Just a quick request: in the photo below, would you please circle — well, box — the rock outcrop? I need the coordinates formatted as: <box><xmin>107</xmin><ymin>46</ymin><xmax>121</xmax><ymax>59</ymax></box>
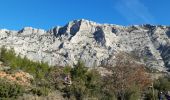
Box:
<box><xmin>0</xmin><ymin>19</ymin><xmax>170</xmax><ymax>71</ymax></box>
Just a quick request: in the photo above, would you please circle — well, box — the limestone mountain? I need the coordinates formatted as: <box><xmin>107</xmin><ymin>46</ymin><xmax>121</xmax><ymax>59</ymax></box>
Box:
<box><xmin>0</xmin><ymin>19</ymin><xmax>170</xmax><ymax>71</ymax></box>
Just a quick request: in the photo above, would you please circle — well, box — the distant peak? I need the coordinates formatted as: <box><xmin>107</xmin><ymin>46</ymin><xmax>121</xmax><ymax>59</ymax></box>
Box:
<box><xmin>68</xmin><ymin>19</ymin><xmax>98</xmax><ymax>25</ymax></box>
<box><xmin>73</xmin><ymin>19</ymin><xmax>91</xmax><ymax>22</ymax></box>
<box><xmin>23</xmin><ymin>27</ymin><xmax>33</xmax><ymax>30</ymax></box>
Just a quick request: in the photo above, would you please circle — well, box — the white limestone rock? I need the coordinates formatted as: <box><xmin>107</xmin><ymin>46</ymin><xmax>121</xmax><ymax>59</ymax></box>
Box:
<box><xmin>0</xmin><ymin>19</ymin><xmax>170</xmax><ymax>71</ymax></box>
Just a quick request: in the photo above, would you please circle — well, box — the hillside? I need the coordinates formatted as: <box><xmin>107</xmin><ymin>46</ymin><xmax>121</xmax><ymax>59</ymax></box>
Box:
<box><xmin>0</xmin><ymin>19</ymin><xmax>170</xmax><ymax>71</ymax></box>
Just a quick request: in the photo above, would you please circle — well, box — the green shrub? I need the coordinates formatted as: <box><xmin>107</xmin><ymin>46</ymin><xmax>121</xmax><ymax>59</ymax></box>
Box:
<box><xmin>47</xmin><ymin>62</ymin><xmax>102</xmax><ymax>100</ymax></box>
<box><xmin>145</xmin><ymin>89</ymin><xmax>159</xmax><ymax>100</ymax></box>
<box><xmin>70</xmin><ymin>61</ymin><xmax>88</xmax><ymax>100</ymax></box>
<box><xmin>71</xmin><ymin>61</ymin><xmax>88</xmax><ymax>80</ymax></box>
<box><xmin>85</xmin><ymin>69</ymin><xmax>102</xmax><ymax>98</ymax></box>
<box><xmin>63</xmin><ymin>66</ymin><xmax>72</xmax><ymax>74</ymax></box>
<box><xmin>63</xmin><ymin>61</ymin><xmax>102</xmax><ymax>100</ymax></box>
<box><xmin>154</xmin><ymin>77</ymin><xmax>170</xmax><ymax>91</ymax></box>
<box><xmin>0</xmin><ymin>79</ymin><xmax>25</xmax><ymax>99</ymax></box>
<box><xmin>30</xmin><ymin>86</ymin><xmax>50</xmax><ymax>96</ymax></box>
<box><xmin>124</xmin><ymin>85</ymin><xmax>141</xmax><ymax>100</ymax></box>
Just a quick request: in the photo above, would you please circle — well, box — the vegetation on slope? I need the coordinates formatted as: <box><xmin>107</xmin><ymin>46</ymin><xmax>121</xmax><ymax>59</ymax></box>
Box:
<box><xmin>0</xmin><ymin>47</ymin><xmax>170</xmax><ymax>100</ymax></box>
<box><xmin>0</xmin><ymin>47</ymin><xmax>50</xmax><ymax>79</ymax></box>
<box><xmin>0</xmin><ymin>79</ymin><xmax>24</xmax><ymax>99</ymax></box>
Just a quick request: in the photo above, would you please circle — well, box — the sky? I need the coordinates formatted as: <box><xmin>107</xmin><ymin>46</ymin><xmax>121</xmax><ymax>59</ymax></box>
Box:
<box><xmin>0</xmin><ymin>0</ymin><xmax>169</xmax><ymax>30</ymax></box>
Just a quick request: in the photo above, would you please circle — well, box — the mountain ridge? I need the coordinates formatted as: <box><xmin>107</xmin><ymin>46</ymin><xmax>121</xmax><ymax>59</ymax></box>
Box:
<box><xmin>0</xmin><ymin>19</ymin><xmax>170</xmax><ymax>71</ymax></box>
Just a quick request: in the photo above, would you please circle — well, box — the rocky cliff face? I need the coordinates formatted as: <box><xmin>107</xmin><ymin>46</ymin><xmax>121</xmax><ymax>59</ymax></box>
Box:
<box><xmin>0</xmin><ymin>19</ymin><xmax>170</xmax><ymax>71</ymax></box>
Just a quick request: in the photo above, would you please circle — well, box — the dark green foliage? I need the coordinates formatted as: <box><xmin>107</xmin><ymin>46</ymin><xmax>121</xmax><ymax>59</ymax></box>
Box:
<box><xmin>0</xmin><ymin>79</ymin><xmax>24</xmax><ymax>99</ymax></box>
<box><xmin>30</xmin><ymin>86</ymin><xmax>50</xmax><ymax>96</ymax></box>
<box><xmin>63</xmin><ymin>61</ymin><xmax>87</xmax><ymax>100</ymax></box>
<box><xmin>63</xmin><ymin>61</ymin><xmax>102</xmax><ymax>100</ymax></box>
<box><xmin>154</xmin><ymin>76</ymin><xmax>170</xmax><ymax>91</ymax></box>
<box><xmin>70</xmin><ymin>61</ymin><xmax>89</xmax><ymax>99</ymax></box>
<box><xmin>145</xmin><ymin>76</ymin><xmax>170</xmax><ymax>100</ymax></box>
<box><xmin>63</xmin><ymin>66</ymin><xmax>72</xmax><ymax>74</ymax></box>
<box><xmin>145</xmin><ymin>89</ymin><xmax>159</xmax><ymax>100</ymax></box>
<box><xmin>124</xmin><ymin>85</ymin><xmax>141</xmax><ymax>100</ymax></box>
<box><xmin>85</xmin><ymin>69</ymin><xmax>102</xmax><ymax>97</ymax></box>
<box><xmin>46</xmin><ymin>63</ymin><xmax>103</xmax><ymax>99</ymax></box>
<box><xmin>71</xmin><ymin>61</ymin><xmax>88</xmax><ymax>80</ymax></box>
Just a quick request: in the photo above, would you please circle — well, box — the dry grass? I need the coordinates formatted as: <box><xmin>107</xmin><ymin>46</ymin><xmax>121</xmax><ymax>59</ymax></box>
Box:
<box><xmin>18</xmin><ymin>91</ymin><xmax>64</xmax><ymax>100</ymax></box>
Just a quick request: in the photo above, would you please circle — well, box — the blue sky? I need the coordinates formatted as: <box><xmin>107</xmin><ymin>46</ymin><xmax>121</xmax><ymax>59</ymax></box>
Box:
<box><xmin>0</xmin><ymin>0</ymin><xmax>169</xmax><ymax>30</ymax></box>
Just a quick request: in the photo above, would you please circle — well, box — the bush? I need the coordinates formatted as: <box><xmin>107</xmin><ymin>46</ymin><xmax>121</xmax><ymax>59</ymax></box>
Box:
<box><xmin>145</xmin><ymin>89</ymin><xmax>160</xmax><ymax>100</ymax></box>
<box><xmin>70</xmin><ymin>61</ymin><xmax>89</xmax><ymax>100</ymax></box>
<box><xmin>154</xmin><ymin>77</ymin><xmax>170</xmax><ymax>91</ymax></box>
<box><xmin>46</xmin><ymin>67</ymin><xmax>65</xmax><ymax>90</ymax></box>
<box><xmin>0</xmin><ymin>79</ymin><xmax>25</xmax><ymax>99</ymax></box>
<box><xmin>30</xmin><ymin>86</ymin><xmax>50</xmax><ymax>96</ymax></box>
<box><xmin>85</xmin><ymin>69</ymin><xmax>102</xmax><ymax>98</ymax></box>
<box><xmin>124</xmin><ymin>85</ymin><xmax>141</xmax><ymax>100</ymax></box>
<box><xmin>64</xmin><ymin>61</ymin><xmax>102</xmax><ymax>100</ymax></box>
<box><xmin>46</xmin><ymin>62</ymin><xmax>103</xmax><ymax>100</ymax></box>
<box><xmin>102</xmin><ymin>52</ymin><xmax>152</xmax><ymax>100</ymax></box>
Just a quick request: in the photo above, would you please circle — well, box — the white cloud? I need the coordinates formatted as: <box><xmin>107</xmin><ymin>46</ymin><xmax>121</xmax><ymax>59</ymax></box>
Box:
<box><xmin>115</xmin><ymin>0</ymin><xmax>155</xmax><ymax>24</ymax></box>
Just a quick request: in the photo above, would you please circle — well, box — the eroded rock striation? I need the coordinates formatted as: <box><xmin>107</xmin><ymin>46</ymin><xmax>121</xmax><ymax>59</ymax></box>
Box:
<box><xmin>0</xmin><ymin>19</ymin><xmax>170</xmax><ymax>71</ymax></box>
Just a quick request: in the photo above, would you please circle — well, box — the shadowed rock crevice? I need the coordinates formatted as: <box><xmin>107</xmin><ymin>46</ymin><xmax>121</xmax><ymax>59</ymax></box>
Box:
<box><xmin>93</xmin><ymin>26</ymin><xmax>106</xmax><ymax>46</ymax></box>
<box><xmin>166</xmin><ymin>28</ymin><xmax>170</xmax><ymax>38</ymax></box>
<box><xmin>158</xmin><ymin>44</ymin><xmax>170</xmax><ymax>68</ymax></box>
<box><xmin>55</xmin><ymin>20</ymin><xmax>81</xmax><ymax>39</ymax></box>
